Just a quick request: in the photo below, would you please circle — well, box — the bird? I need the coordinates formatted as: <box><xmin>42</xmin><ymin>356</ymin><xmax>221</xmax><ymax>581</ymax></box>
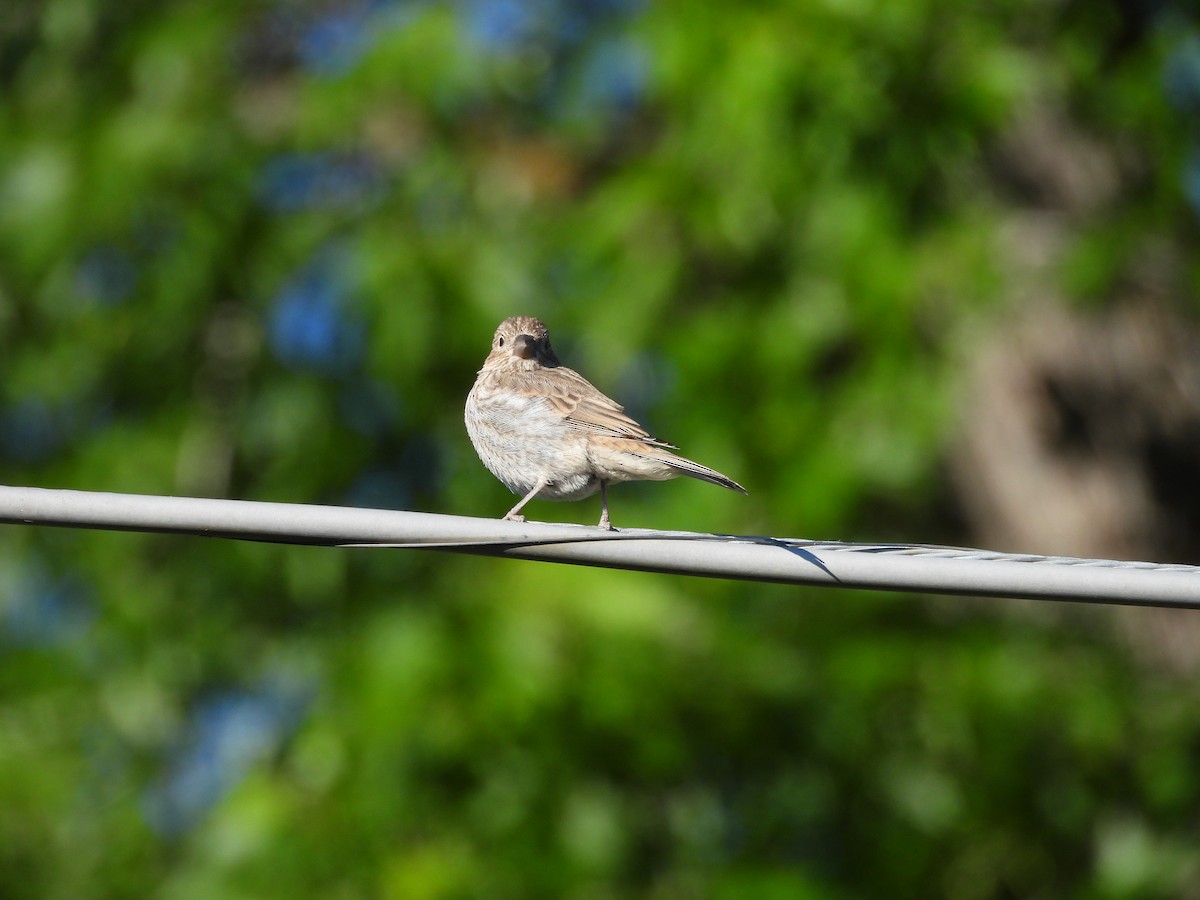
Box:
<box><xmin>465</xmin><ymin>315</ymin><xmax>746</xmax><ymax>530</ymax></box>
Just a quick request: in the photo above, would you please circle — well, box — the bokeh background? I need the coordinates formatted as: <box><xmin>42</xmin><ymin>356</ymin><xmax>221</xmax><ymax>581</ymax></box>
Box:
<box><xmin>3</xmin><ymin>0</ymin><xmax>1200</xmax><ymax>896</ymax></box>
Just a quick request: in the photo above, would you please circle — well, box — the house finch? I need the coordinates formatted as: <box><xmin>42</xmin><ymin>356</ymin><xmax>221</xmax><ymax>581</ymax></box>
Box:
<box><xmin>465</xmin><ymin>316</ymin><xmax>746</xmax><ymax>530</ymax></box>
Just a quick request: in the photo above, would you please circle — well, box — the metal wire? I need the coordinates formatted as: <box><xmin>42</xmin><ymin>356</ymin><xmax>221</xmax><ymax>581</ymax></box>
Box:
<box><xmin>0</xmin><ymin>485</ymin><xmax>1196</xmax><ymax>607</ymax></box>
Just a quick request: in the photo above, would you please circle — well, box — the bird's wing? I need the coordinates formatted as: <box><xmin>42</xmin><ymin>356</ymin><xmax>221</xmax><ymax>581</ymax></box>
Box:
<box><xmin>532</xmin><ymin>366</ymin><xmax>678</xmax><ymax>450</ymax></box>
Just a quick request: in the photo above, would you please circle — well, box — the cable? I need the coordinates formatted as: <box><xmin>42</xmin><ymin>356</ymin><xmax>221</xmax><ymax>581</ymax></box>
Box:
<box><xmin>0</xmin><ymin>485</ymin><xmax>1195</xmax><ymax>607</ymax></box>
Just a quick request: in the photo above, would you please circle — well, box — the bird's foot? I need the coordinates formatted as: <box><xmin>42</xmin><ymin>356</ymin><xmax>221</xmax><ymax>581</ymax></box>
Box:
<box><xmin>596</xmin><ymin>480</ymin><xmax>616</xmax><ymax>531</ymax></box>
<box><xmin>503</xmin><ymin>513</ymin><xmax>527</xmax><ymax>523</ymax></box>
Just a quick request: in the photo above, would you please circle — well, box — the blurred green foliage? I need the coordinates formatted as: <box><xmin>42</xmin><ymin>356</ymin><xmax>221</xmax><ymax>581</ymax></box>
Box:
<box><xmin>1</xmin><ymin>0</ymin><xmax>1199</xmax><ymax>896</ymax></box>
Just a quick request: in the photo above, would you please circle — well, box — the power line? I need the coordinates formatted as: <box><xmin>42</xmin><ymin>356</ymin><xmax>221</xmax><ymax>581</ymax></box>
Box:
<box><xmin>0</xmin><ymin>485</ymin><xmax>1196</xmax><ymax>607</ymax></box>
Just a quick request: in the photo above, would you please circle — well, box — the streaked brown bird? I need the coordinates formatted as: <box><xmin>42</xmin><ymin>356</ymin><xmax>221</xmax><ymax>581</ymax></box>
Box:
<box><xmin>465</xmin><ymin>315</ymin><xmax>746</xmax><ymax>530</ymax></box>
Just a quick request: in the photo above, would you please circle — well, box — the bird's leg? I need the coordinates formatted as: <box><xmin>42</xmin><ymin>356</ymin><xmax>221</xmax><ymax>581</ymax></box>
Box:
<box><xmin>504</xmin><ymin>478</ymin><xmax>547</xmax><ymax>523</ymax></box>
<box><xmin>597</xmin><ymin>480</ymin><xmax>616</xmax><ymax>531</ymax></box>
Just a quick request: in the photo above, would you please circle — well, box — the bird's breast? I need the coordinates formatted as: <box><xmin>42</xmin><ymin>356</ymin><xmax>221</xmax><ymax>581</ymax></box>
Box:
<box><xmin>465</xmin><ymin>376</ymin><xmax>594</xmax><ymax>497</ymax></box>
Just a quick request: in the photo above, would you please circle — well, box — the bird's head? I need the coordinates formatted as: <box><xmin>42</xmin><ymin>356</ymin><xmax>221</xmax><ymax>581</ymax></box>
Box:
<box><xmin>486</xmin><ymin>316</ymin><xmax>561</xmax><ymax>369</ymax></box>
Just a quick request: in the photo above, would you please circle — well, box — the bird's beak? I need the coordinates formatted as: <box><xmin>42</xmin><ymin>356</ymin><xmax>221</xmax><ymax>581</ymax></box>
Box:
<box><xmin>513</xmin><ymin>334</ymin><xmax>537</xmax><ymax>360</ymax></box>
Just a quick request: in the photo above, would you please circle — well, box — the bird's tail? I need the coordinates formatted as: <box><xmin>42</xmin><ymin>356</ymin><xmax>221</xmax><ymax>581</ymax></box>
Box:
<box><xmin>661</xmin><ymin>453</ymin><xmax>747</xmax><ymax>494</ymax></box>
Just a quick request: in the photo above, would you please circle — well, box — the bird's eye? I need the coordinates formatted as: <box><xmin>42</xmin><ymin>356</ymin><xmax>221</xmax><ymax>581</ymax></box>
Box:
<box><xmin>498</xmin><ymin>336</ymin><xmax>505</xmax><ymax>347</ymax></box>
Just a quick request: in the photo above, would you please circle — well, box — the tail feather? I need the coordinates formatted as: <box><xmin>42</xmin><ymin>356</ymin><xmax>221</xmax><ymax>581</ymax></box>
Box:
<box><xmin>661</xmin><ymin>454</ymin><xmax>747</xmax><ymax>494</ymax></box>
